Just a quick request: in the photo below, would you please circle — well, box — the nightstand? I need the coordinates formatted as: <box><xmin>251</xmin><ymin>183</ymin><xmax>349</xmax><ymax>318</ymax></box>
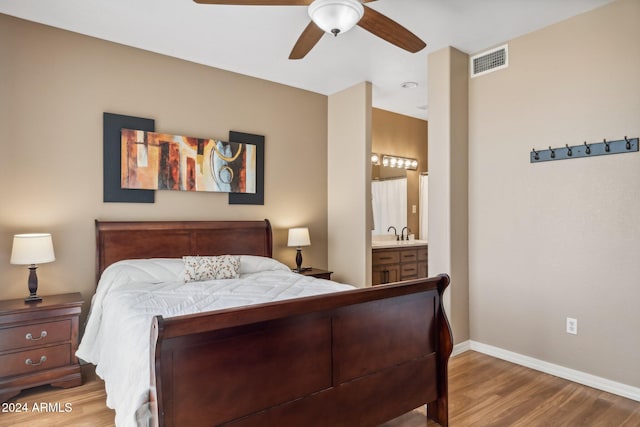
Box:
<box><xmin>297</xmin><ymin>268</ymin><xmax>333</xmax><ymax>280</ymax></box>
<box><xmin>0</xmin><ymin>293</ymin><xmax>83</xmax><ymax>402</ymax></box>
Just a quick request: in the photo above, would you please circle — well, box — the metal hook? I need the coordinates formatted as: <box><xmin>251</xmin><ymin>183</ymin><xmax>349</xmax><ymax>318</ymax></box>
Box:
<box><xmin>549</xmin><ymin>146</ymin><xmax>556</xmax><ymax>159</ymax></box>
<box><xmin>625</xmin><ymin>136</ymin><xmax>631</xmax><ymax>150</ymax></box>
<box><xmin>532</xmin><ymin>148</ymin><xmax>539</xmax><ymax>160</ymax></box>
<box><xmin>566</xmin><ymin>144</ymin><xmax>572</xmax><ymax>157</ymax></box>
<box><xmin>603</xmin><ymin>138</ymin><xmax>610</xmax><ymax>152</ymax></box>
<box><xmin>584</xmin><ymin>141</ymin><xmax>591</xmax><ymax>155</ymax></box>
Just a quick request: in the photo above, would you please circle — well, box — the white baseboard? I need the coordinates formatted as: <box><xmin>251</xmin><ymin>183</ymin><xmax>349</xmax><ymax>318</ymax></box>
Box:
<box><xmin>451</xmin><ymin>340</ymin><xmax>471</xmax><ymax>357</ymax></box>
<box><xmin>450</xmin><ymin>340</ymin><xmax>640</xmax><ymax>402</ymax></box>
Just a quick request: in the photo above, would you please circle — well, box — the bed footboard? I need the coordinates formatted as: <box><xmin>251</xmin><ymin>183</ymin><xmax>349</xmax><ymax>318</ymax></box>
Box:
<box><xmin>149</xmin><ymin>275</ymin><xmax>452</xmax><ymax>427</ymax></box>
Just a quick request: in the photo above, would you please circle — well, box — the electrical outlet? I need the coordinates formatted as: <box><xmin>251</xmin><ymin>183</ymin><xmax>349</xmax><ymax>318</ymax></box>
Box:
<box><xmin>566</xmin><ymin>317</ymin><xmax>578</xmax><ymax>335</ymax></box>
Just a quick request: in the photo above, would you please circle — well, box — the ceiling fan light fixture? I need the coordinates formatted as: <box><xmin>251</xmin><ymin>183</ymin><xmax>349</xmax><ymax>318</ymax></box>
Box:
<box><xmin>308</xmin><ymin>0</ymin><xmax>364</xmax><ymax>36</ymax></box>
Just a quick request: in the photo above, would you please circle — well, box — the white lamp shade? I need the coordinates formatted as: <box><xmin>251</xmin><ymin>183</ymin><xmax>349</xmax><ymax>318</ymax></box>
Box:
<box><xmin>10</xmin><ymin>233</ymin><xmax>56</xmax><ymax>265</ymax></box>
<box><xmin>288</xmin><ymin>227</ymin><xmax>311</xmax><ymax>247</ymax></box>
<box><xmin>308</xmin><ymin>0</ymin><xmax>364</xmax><ymax>35</ymax></box>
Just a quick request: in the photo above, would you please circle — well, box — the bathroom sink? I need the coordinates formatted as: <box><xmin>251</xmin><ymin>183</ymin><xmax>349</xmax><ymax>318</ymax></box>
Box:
<box><xmin>371</xmin><ymin>239</ymin><xmax>428</xmax><ymax>248</ymax></box>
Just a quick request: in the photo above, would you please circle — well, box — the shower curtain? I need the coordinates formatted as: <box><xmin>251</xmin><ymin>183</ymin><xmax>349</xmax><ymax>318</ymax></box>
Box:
<box><xmin>371</xmin><ymin>178</ymin><xmax>407</xmax><ymax>235</ymax></box>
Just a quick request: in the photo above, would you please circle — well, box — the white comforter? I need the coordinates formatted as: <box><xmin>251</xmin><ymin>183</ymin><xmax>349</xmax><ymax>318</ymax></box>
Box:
<box><xmin>76</xmin><ymin>256</ymin><xmax>353</xmax><ymax>427</ymax></box>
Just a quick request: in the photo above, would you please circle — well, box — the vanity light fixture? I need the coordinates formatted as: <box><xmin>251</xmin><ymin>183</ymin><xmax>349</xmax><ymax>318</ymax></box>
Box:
<box><xmin>381</xmin><ymin>155</ymin><xmax>418</xmax><ymax>171</ymax></box>
<box><xmin>371</xmin><ymin>153</ymin><xmax>380</xmax><ymax>165</ymax></box>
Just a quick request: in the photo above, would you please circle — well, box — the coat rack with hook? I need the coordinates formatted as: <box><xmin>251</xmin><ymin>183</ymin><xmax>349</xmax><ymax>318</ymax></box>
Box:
<box><xmin>530</xmin><ymin>136</ymin><xmax>638</xmax><ymax>163</ymax></box>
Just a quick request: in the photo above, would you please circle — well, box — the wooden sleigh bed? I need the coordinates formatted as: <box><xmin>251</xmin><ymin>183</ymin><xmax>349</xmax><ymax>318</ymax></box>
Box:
<box><xmin>95</xmin><ymin>219</ymin><xmax>453</xmax><ymax>427</ymax></box>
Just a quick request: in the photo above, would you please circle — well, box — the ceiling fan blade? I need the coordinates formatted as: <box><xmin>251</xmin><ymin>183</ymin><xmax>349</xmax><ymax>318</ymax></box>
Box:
<box><xmin>194</xmin><ymin>0</ymin><xmax>312</xmax><ymax>5</ymax></box>
<box><xmin>289</xmin><ymin>21</ymin><xmax>325</xmax><ymax>60</ymax></box>
<box><xmin>357</xmin><ymin>5</ymin><xmax>426</xmax><ymax>53</ymax></box>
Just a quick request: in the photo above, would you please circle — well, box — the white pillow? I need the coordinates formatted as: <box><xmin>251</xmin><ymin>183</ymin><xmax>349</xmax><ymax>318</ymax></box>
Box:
<box><xmin>238</xmin><ymin>255</ymin><xmax>291</xmax><ymax>274</ymax></box>
<box><xmin>100</xmin><ymin>258</ymin><xmax>184</xmax><ymax>284</ymax></box>
<box><xmin>183</xmin><ymin>255</ymin><xmax>240</xmax><ymax>282</ymax></box>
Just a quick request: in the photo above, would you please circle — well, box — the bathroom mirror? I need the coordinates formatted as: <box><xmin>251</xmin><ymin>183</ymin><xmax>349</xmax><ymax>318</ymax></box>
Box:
<box><xmin>372</xmin><ymin>164</ymin><xmax>406</xmax><ymax>181</ymax></box>
<box><xmin>370</xmin><ymin>107</ymin><xmax>428</xmax><ymax>240</ymax></box>
<box><xmin>371</xmin><ymin>165</ymin><xmax>408</xmax><ymax>236</ymax></box>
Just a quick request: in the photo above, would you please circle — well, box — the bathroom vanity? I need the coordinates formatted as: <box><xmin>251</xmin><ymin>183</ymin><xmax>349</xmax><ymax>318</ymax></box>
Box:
<box><xmin>372</xmin><ymin>241</ymin><xmax>428</xmax><ymax>286</ymax></box>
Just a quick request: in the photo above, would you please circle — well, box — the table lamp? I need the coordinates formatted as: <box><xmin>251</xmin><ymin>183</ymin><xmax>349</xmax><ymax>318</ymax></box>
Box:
<box><xmin>10</xmin><ymin>233</ymin><xmax>56</xmax><ymax>303</ymax></box>
<box><xmin>287</xmin><ymin>227</ymin><xmax>310</xmax><ymax>272</ymax></box>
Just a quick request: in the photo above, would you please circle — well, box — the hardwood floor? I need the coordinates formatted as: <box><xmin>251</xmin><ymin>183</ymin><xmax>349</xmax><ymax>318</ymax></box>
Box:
<box><xmin>0</xmin><ymin>364</ymin><xmax>115</xmax><ymax>427</ymax></box>
<box><xmin>2</xmin><ymin>351</ymin><xmax>639</xmax><ymax>426</ymax></box>
<box><xmin>382</xmin><ymin>351</ymin><xmax>640</xmax><ymax>427</ymax></box>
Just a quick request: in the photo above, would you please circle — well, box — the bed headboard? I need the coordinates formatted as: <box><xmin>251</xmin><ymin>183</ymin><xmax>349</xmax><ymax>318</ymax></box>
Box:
<box><xmin>95</xmin><ymin>219</ymin><xmax>273</xmax><ymax>283</ymax></box>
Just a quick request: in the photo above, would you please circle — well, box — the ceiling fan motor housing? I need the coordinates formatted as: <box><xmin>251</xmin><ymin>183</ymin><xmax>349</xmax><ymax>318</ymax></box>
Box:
<box><xmin>308</xmin><ymin>0</ymin><xmax>365</xmax><ymax>36</ymax></box>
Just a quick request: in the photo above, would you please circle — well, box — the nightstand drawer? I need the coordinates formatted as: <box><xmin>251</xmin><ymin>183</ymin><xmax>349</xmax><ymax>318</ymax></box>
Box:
<box><xmin>0</xmin><ymin>320</ymin><xmax>71</xmax><ymax>352</ymax></box>
<box><xmin>0</xmin><ymin>344</ymin><xmax>70</xmax><ymax>377</ymax></box>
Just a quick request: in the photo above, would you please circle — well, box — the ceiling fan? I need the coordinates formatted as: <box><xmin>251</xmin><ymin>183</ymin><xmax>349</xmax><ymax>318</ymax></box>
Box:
<box><xmin>193</xmin><ymin>0</ymin><xmax>426</xmax><ymax>59</ymax></box>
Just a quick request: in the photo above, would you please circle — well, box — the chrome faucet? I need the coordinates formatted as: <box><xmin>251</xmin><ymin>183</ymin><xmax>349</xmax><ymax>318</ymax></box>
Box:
<box><xmin>387</xmin><ymin>226</ymin><xmax>399</xmax><ymax>241</ymax></box>
<box><xmin>401</xmin><ymin>226</ymin><xmax>410</xmax><ymax>241</ymax></box>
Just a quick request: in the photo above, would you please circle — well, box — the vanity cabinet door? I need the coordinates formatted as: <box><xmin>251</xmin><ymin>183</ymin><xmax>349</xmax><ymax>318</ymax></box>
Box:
<box><xmin>386</xmin><ymin>265</ymin><xmax>400</xmax><ymax>283</ymax></box>
<box><xmin>418</xmin><ymin>247</ymin><xmax>428</xmax><ymax>277</ymax></box>
<box><xmin>372</xmin><ymin>264</ymin><xmax>400</xmax><ymax>285</ymax></box>
<box><xmin>418</xmin><ymin>263</ymin><xmax>428</xmax><ymax>278</ymax></box>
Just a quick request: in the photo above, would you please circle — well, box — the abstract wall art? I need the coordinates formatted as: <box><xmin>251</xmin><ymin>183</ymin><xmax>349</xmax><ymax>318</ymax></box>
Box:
<box><xmin>103</xmin><ymin>113</ymin><xmax>155</xmax><ymax>203</ymax></box>
<box><xmin>228</xmin><ymin>131</ymin><xmax>265</xmax><ymax>205</ymax></box>
<box><xmin>121</xmin><ymin>129</ymin><xmax>256</xmax><ymax>194</ymax></box>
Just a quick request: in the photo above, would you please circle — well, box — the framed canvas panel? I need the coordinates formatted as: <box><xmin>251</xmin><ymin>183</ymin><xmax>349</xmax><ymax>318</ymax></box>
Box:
<box><xmin>228</xmin><ymin>131</ymin><xmax>265</xmax><ymax>205</ymax></box>
<box><xmin>120</xmin><ymin>130</ymin><xmax>256</xmax><ymax>194</ymax></box>
<box><xmin>103</xmin><ymin>113</ymin><xmax>155</xmax><ymax>203</ymax></box>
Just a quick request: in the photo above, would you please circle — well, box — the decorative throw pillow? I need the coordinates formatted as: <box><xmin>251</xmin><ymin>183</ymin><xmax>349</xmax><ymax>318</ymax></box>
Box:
<box><xmin>183</xmin><ymin>255</ymin><xmax>240</xmax><ymax>283</ymax></box>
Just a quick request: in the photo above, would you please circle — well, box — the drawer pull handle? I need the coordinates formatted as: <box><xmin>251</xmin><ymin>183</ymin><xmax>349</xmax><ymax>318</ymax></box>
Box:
<box><xmin>26</xmin><ymin>331</ymin><xmax>48</xmax><ymax>341</ymax></box>
<box><xmin>405</xmin><ymin>268</ymin><xmax>416</xmax><ymax>272</ymax></box>
<box><xmin>379</xmin><ymin>257</ymin><xmax>393</xmax><ymax>260</ymax></box>
<box><xmin>25</xmin><ymin>356</ymin><xmax>47</xmax><ymax>366</ymax></box>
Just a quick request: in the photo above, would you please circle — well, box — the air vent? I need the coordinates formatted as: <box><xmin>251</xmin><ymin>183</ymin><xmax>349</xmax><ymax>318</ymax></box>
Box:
<box><xmin>470</xmin><ymin>44</ymin><xmax>508</xmax><ymax>78</ymax></box>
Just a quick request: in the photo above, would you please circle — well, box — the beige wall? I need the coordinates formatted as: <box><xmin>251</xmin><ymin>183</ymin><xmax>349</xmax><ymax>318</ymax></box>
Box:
<box><xmin>427</xmin><ymin>47</ymin><xmax>470</xmax><ymax>344</ymax></box>
<box><xmin>468</xmin><ymin>0</ymin><xmax>640</xmax><ymax>387</ymax></box>
<box><xmin>0</xmin><ymin>15</ymin><xmax>329</xmax><ymax>309</ymax></box>
<box><xmin>371</xmin><ymin>108</ymin><xmax>428</xmax><ymax>236</ymax></box>
<box><xmin>327</xmin><ymin>82</ymin><xmax>372</xmax><ymax>287</ymax></box>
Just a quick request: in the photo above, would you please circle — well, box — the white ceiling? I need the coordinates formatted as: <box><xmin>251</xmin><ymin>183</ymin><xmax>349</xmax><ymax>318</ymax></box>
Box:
<box><xmin>1</xmin><ymin>0</ymin><xmax>613</xmax><ymax>120</ymax></box>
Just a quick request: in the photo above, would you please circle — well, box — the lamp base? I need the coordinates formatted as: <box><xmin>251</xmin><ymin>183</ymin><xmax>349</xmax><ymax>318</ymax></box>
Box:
<box><xmin>24</xmin><ymin>295</ymin><xmax>43</xmax><ymax>303</ymax></box>
<box><xmin>295</xmin><ymin>248</ymin><xmax>303</xmax><ymax>271</ymax></box>
<box><xmin>25</xmin><ymin>265</ymin><xmax>42</xmax><ymax>303</ymax></box>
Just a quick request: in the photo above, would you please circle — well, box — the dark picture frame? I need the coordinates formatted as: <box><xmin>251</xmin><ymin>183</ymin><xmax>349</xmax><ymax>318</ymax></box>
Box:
<box><xmin>228</xmin><ymin>131</ymin><xmax>265</xmax><ymax>205</ymax></box>
<box><xmin>103</xmin><ymin>112</ymin><xmax>155</xmax><ymax>203</ymax></box>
